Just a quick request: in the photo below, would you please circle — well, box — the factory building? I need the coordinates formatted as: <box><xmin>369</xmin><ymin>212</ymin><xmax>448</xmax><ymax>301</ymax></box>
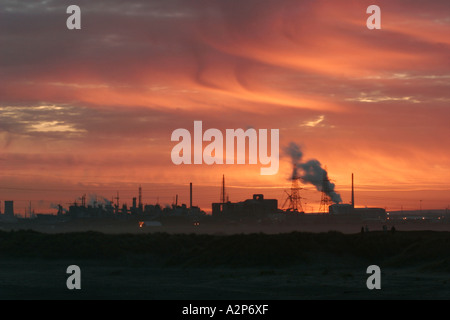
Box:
<box><xmin>328</xmin><ymin>174</ymin><xmax>386</xmax><ymax>221</ymax></box>
<box><xmin>329</xmin><ymin>204</ymin><xmax>386</xmax><ymax>221</ymax></box>
<box><xmin>68</xmin><ymin>203</ymin><xmax>115</xmax><ymax>218</ymax></box>
<box><xmin>0</xmin><ymin>200</ymin><xmax>17</xmax><ymax>222</ymax></box>
<box><xmin>212</xmin><ymin>194</ymin><xmax>278</xmax><ymax>219</ymax></box>
<box><xmin>4</xmin><ymin>201</ymin><xmax>14</xmax><ymax>217</ymax></box>
<box><xmin>329</xmin><ymin>203</ymin><xmax>353</xmax><ymax>215</ymax></box>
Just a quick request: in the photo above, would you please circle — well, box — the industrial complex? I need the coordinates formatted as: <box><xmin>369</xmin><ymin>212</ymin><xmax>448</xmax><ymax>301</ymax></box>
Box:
<box><xmin>0</xmin><ymin>172</ymin><xmax>448</xmax><ymax>228</ymax></box>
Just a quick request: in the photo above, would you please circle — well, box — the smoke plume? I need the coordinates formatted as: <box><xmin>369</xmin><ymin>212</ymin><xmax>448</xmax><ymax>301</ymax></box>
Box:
<box><xmin>284</xmin><ymin>142</ymin><xmax>342</xmax><ymax>204</ymax></box>
<box><xmin>49</xmin><ymin>203</ymin><xmax>68</xmax><ymax>213</ymax></box>
<box><xmin>284</xmin><ymin>142</ymin><xmax>303</xmax><ymax>179</ymax></box>
<box><xmin>87</xmin><ymin>194</ymin><xmax>112</xmax><ymax>207</ymax></box>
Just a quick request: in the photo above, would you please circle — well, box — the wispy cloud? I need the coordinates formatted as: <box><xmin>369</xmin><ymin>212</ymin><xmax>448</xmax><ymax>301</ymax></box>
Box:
<box><xmin>300</xmin><ymin>115</ymin><xmax>325</xmax><ymax>127</ymax></box>
<box><xmin>28</xmin><ymin>121</ymin><xmax>86</xmax><ymax>133</ymax></box>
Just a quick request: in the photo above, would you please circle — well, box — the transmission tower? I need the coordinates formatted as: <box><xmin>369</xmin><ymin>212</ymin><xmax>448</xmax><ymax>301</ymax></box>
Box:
<box><xmin>282</xmin><ymin>165</ymin><xmax>304</xmax><ymax>213</ymax></box>
<box><xmin>318</xmin><ymin>167</ymin><xmax>332</xmax><ymax>214</ymax></box>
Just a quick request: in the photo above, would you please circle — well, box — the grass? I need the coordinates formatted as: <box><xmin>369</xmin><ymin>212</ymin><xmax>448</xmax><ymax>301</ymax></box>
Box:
<box><xmin>0</xmin><ymin>230</ymin><xmax>449</xmax><ymax>269</ymax></box>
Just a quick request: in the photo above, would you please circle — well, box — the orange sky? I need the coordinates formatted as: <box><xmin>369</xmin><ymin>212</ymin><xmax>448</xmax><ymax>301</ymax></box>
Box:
<box><xmin>0</xmin><ymin>0</ymin><xmax>449</xmax><ymax>215</ymax></box>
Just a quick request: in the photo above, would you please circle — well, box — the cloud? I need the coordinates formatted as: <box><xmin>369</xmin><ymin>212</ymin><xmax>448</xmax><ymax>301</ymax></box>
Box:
<box><xmin>1</xmin><ymin>0</ymin><xmax>449</xmax><ymax>116</ymax></box>
<box><xmin>28</xmin><ymin>121</ymin><xmax>86</xmax><ymax>133</ymax></box>
<box><xmin>300</xmin><ymin>115</ymin><xmax>325</xmax><ymax>127</ymax></box>
<box><xmin>0</xmin><ymin>0</ymin><xmax>449</xmax><ymax>212</ymax></box>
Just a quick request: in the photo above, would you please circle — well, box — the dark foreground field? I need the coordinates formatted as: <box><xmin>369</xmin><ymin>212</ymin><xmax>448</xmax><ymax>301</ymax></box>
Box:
<box><xmin>0</xmin><ymin>230</ymin><xmax>449</xmax><ymax>299</ymax></box>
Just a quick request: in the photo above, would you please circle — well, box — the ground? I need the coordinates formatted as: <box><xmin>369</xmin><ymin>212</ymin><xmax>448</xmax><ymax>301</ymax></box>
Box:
<box><xmin>0</xmin><ymin>223</ymin><xmax>449</xmax><ymax>300</ymax></box>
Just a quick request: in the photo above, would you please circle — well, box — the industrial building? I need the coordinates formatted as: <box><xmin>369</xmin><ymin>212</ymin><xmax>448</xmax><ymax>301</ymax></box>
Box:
<box><xmin>212</xmin><ymin>194</ymin><xmax>278</xmax><ymax>219</ymax></box>
<box><xmin>0</xmin><ymin>200</ymin><xmax>17</xmax><ymax>222</ymax></box>
<box><xmin>4</xmin><ymin>201</ymin><xmax>14</xmax><ymax>217</ymax></box>
<box><xmin>211</xmin><ymin>175</ymin><xmax>278</xmax><ymax>219</ymax></box>
<box><xmin>65</xmin><ymin>184</ymin><xmax>205</xmax><ymax>220</ymax></box>
<box><xmin>328</xmin><ymin>174</ymin><xmax>387</xmax><ymax>221</ymax></box>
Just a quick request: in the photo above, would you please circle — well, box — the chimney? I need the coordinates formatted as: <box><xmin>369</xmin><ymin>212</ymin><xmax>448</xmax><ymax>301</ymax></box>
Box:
<box><xmin>351</xmin><ymin>173</ymin><xmax>355</xmax><ymax>209</ymax></box>
<box><xmin>190</xmin><ymin>183</ymin><xmax>193</xmax><ymax>208</ymax></box>
<box><xmin>138</xmin><ymin>185</ymin><xmax>143</xmax><ymax>212</ymax></box>
<box><xmin>221</xmin><ymin>174</ymin><xmax>226</xmax><ymax>204</ymax></box>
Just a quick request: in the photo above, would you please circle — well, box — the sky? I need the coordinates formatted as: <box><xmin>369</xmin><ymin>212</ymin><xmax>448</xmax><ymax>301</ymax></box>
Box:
<box><xmin>0</xmin><ymin>0</ymin><xmax>449</xmax><ymax>215</ymax></box>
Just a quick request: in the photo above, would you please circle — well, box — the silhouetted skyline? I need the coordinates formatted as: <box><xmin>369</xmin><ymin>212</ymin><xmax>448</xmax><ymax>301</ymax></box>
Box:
<box><xmin>1</xmin><ymin>0</ymin><xmax>449</xmax><ymax>214</ymax></box>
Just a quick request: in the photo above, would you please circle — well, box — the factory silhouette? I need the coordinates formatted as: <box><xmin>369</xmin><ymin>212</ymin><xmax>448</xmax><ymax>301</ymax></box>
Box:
<box><xmin>0</xmin><ymin>170</ymin><xmax>392</xmax><ymax>227</ymax></box>
<box><xmin>64</xmin><ymin>183</ymin><xmax>203</xmax><ymax>219</ymax></box>
<box><xmin>1</xmin><ymin>141</ymin><xmax>447</xmax><ymax>226</ymax></box>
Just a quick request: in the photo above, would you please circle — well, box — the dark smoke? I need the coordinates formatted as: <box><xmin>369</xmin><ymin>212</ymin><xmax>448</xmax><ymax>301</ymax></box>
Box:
<box><xmin>284</xmin><ymin>142</ymin><xmax>342</xmax><ymax>204</ymax></box>
<box><xmin>49</xmin><ymin>203</ymin><xmax>68</xmax><ymax>213</ymax></box>
<box><xmin>284</xmin><ymin>142</ymin><xmax>303</xmax><ymax>179</ymax></box>
<box><xmin>300</xmin><ymin>159</ymin><xmax>342</xmax><ymax>204</ymax></box>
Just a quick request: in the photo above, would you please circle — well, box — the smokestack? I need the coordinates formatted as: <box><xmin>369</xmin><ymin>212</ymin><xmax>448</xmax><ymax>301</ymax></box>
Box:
<box><xmin>190</xmin><ymin>182</ymin><xmax>192</xmax><ymax>208</ymax></box>
<box><xmin>138</xmin><ymin>185</ymin><xmax>142</xmax><ymax>206</ymax></box>
<box><xmin>351</xmin><ymin>173</ymin><xmax>354</xmax><ymax>208</ymax></box>
<box><xmin>221</xmin><ymin>175</ymin><xmax>226</xmax><ymax>204</ymax></box>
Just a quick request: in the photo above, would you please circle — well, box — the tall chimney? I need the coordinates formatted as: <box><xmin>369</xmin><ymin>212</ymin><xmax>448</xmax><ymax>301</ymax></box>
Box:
<box><xmin>221</xmin><ymin>174</ymin><xmax>226</xmax><ymax>204</ymax></box>
<box><xmin>351</xmin><ymin>173</ymin><xmax>354</xmax><ymax>209</ymax></box>
<box><xmin>190</xmin><ymin>183</ymin><xmax>193</xmax><ymax>208</ymax></box>
<box><xmin>138</xmin><ymin>185</ymin><xmax>142</xmax><ymax>206</ymax></box>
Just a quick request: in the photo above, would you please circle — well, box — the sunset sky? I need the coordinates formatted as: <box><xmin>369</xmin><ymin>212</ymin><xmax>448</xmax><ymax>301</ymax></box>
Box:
<box><xmin>1</xmin><ymin>0</ymin><xmax>449</xmax><ymax>215</ymax></box>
